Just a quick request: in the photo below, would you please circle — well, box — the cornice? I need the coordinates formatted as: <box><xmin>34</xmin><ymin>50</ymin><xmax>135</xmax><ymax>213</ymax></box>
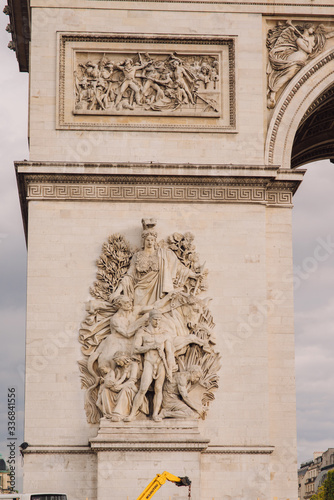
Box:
<box><xmin>16</xmin><ymin>162</ymin><xmax>305</xmax><ymax>242</ymax></box>
<box><xmin>90</xmin><ymin>441</ymin><xmax>209</xmax><ymax>452</ymax></box>
<box><xmin>203</xmin><ymin>445</ymin><xmax>275</xmax><ymax>454</ymax></box>
<box><xmin>22</xmin><ymin>445</ymin><xmax>94</xmax><ymax>455</ymax></box>
<box><xmin>21</xmin><ymin>444</ymin><xmax>275</xmax><ymax>455</ymax></box>
<box><xmin>4</xmin><ymin>0</ymin><xmax>30</xmax><ymax>72</ymax></box>
<box><xmin>30</xmin><ymin>0</ymin><xmax>334</xmax><ymax>15</ymax></box>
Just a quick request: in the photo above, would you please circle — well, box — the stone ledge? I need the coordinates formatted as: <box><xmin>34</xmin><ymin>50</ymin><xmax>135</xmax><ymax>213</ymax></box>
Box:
<box><xmin>22</xmin><ymin>444</ymin><xmax>275</xmax><ymax>455</ymax></box>
<box><xmin>90</xmin><ymin>418</ymin><xmax>210</xmax><ymax>452</ymax></box>
<box><xmin>22</xmin><ymin>446</ymin><xmax>93</xmax><ymax>455</ymax></box>
<box><xmin>15</xmin><ymin>161</ymin><xmax>305</xmax><ymax>241</ymax></box>
<box><xmin>203</xmin><ymin>445</ymin><xmax>275</xmax><ymax>454</ymax></box>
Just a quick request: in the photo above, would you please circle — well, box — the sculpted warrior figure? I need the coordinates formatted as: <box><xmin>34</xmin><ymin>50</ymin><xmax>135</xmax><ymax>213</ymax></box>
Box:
<box><xmin>124</xmin><ymin>309</ymin><xmax>175</xmax><ymax>422</ymax></box>
<box><xmin>114</xmin><ymin>57</ymin><xmax>152</xmax><ymax>108</ymax></box>
<box><xmin>170</xmin><ymin>57</ymin><xmax>195</xmax><ymax>105</ymax></box>
<box><xmin>141</xmin><ymin>61</ymin><xmax>166</xmax><ymax>103</ymax></box>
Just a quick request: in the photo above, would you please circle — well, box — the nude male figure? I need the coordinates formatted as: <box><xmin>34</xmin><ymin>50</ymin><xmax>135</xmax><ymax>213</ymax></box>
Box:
<box><xmin>124</xmin><ymin>309</ymin><xmax>174</xmax><ymax>422</ymax></box>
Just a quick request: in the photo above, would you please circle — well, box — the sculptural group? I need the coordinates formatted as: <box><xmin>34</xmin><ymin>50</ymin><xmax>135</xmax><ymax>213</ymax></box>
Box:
<box><xmin>79</xmin><ymin>220</ymin><xmax>220</xmax><ymax>424</ymax></box>
<box><xmin>74</xmin><ymin>52</ymin><xmax>220</xmax><ymax>115</ymax></box>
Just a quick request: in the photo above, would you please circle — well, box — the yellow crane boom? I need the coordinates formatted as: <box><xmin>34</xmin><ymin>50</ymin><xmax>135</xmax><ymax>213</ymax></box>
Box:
<box><xmin>136</xmin><ymin>471</ymin><xmax>191</xmax><ymax>500</ymax></box>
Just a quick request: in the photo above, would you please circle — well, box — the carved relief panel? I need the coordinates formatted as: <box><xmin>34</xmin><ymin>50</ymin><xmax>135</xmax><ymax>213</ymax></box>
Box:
<box><xmin>58</xmin><ymin>34</ymin><xmax>236</xmax><ymax>132</ymax></box>
<box><xmin>266</xmin><ymin>20</ymin><xmax>334</xmax><ymax>109</ymax></box>
<box><xmin>78</xmin><ymin>220</ymin><xmax>220</xmax><ymax>424</ymax></box>
<box><xmin>74</xmin><ymin>51</ymin><xmax>220</xmax><ymax>117</ymax></box>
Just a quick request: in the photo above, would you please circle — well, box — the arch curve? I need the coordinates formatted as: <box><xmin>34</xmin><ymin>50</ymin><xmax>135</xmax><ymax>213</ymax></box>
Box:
<box><xmin>265</xmin><ymin>47</ymin><xmax>334</xmax><ymax>169</ymax></box>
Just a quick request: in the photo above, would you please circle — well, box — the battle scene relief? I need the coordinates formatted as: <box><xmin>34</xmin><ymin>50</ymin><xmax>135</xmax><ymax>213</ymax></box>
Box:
<box><xmin>79</xmin><ymin>219</ymin><xmax>220</xmax><ymax>424</ymax></box>
<box><xmin>74</xmin><ymin>51</ymin><xmax>221</xmax><ymax>117</ymax></box>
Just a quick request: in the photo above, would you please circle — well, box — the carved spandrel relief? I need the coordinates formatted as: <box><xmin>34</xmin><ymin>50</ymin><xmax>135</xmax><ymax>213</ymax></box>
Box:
<box><xmin>79</xmin><ymin>220</ymin><xmax>220</xmax><ymax>424</ymax></box>
<box><xmin>266</xmin><ymin>21</ymin><xmax>334</xmax><ymax>109</ymax></box>
<box><xmin>74</xmin><ymin>52</ymin><xmax>220</xmax><ymax>117</ymax></box>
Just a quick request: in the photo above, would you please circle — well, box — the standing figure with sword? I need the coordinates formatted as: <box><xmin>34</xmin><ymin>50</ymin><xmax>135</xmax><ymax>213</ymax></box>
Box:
<box><xmin>124</xmin><ymin>309</ymin><xmax>175</xmax><ymax>422</ymax></box>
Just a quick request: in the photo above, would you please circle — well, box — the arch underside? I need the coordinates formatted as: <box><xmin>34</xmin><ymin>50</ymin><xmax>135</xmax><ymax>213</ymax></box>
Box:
<box><xmin>265</xmin><ymin>48</ymin><xmax>334</xmax><ymax>169</ymax></box>
<box><xmin>291</xmin><ymin>85</ymin><xmax>334</xmax><ymax>169</ymax></box>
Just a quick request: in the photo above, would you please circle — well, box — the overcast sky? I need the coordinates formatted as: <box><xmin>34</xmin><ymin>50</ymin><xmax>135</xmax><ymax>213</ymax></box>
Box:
<box><xmin>0</xmin><ymin>9</ymin><xmax>333</xmax><ymax>489</ymax></box>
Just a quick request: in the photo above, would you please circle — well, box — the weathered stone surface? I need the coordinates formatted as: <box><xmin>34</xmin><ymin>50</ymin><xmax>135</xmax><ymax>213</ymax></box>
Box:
<box><xmin>13</xmin><ymin>0</ymin><xmax>334</xmax><ymax>498</ymax></box>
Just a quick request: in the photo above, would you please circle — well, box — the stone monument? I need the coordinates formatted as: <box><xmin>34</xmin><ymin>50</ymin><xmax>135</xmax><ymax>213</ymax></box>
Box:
<box><xmin>5</xmin><ymin>0</ymin><xmax>334</xmax><ymax>499</ymax></box>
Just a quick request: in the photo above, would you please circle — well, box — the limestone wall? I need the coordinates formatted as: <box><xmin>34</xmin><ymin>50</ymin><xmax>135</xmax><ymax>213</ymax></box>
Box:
<box><xmin>18</xmin><ymin>0</ymin><xmax>320</xmax><ymax>497</ymax></box>
<box><xmin>22</xmin><ymin>195</ymin><xmax>297</xmax><ymax>498</ymax></box>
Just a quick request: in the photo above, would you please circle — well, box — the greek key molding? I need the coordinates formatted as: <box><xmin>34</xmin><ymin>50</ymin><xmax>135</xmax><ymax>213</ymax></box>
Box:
<box><xmin>16</xmin><ymin>163</ymin><xmax>304</xmax><ymax>239</ymax></box>
<box><xmin>58</xmin><ymin>33</ymin><xmax>236</xmax><ymax>133</ymax></box>
<box><xmin>267</xmin><ymin>51</ymin><xmax>334</xmax><ymax>165</ymax></box>
<box><xmin>16</xmin><ymin>163</ymin><xmax>302</xmax><ymax>206</ymax></box>
<box><xmin>25</xmin><ymin>182</ymin><xmax>293</xmax><ymax>206</ymax></box>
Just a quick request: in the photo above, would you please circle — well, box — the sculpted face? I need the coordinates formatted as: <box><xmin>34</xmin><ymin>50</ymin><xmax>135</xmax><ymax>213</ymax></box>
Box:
<box><xmin>144</xmin><ymin>234</ymin><xmax>156</xmax><ymax>249</ymax></box>
<box><xmin>151</xmin><ymin>316</ymin><xmax>161</xmax><ymax>329</ymax></box>
<box><xmin>100</xmin><ymin>366</ymin><xmax>109</xmax><ymax>375</ymax></box>
<box><xmin>120</xmin><ymin>297</ymin><xmax>133</xmax><ymax>311</ymax></box>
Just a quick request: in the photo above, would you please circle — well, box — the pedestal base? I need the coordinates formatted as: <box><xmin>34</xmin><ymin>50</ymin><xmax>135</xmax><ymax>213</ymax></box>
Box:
<box><xmin>90</xmin><ymin>419</ymin><xmax>209</xmax><ymax>500</ymax></box>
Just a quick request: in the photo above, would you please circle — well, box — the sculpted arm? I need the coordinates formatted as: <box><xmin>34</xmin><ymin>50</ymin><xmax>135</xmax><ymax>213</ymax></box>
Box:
<box><xmin>296</xmin><ymin>36</ymin><xmax>314</xmax><ymax>54</ymax></box>
<box><xmin>114</xmin><ymin>363</ymin><xmax>138</xmax><ymax>390</ymax></box>
<box><xmin>110</xmin><ymin>256</ymin><xmax>137</xmax><ymax>300</ymax></box>
<box><xmin>133</xmin><ymin>330</ymin><xmax>154</xmax><ymax>355</ymax></box>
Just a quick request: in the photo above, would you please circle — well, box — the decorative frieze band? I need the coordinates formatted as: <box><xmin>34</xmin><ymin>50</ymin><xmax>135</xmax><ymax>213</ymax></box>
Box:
<box><xmin>16</xmin><ymin>163</ymin><xmax>305</xmax><ymax>239</ymax></box>
<box><xmin>25</xmin><ymin>182</ymin><xmax>293</xmax><ymax>206</ymax></box>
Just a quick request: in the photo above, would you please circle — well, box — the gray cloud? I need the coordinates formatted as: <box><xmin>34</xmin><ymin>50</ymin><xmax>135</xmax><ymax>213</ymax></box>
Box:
<box><xmin>293</xmin><ymin>161</ymin><xmax>334</xmax><ymax>464</ymax></box>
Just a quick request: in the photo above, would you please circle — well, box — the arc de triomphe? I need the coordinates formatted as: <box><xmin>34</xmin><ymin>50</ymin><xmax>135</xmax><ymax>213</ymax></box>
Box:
<box><xmin>6</xmin><ymin>0</ymin><xmax>334</xmax><ymax>499</ymax></box>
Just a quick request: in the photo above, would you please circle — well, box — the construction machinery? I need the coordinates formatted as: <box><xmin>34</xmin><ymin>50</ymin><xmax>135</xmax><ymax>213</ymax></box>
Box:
<box><xmin>136</xmin><ymin>471</ymin><xmax>191</xmax><ymax>500</ymax></box>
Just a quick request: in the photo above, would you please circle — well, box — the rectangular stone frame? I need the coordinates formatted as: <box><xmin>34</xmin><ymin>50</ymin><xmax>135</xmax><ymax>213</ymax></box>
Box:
<box><xmin>57</xmin><ymin>33</ymin><xmax>236</xmax><ymax>133</ymax></box>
